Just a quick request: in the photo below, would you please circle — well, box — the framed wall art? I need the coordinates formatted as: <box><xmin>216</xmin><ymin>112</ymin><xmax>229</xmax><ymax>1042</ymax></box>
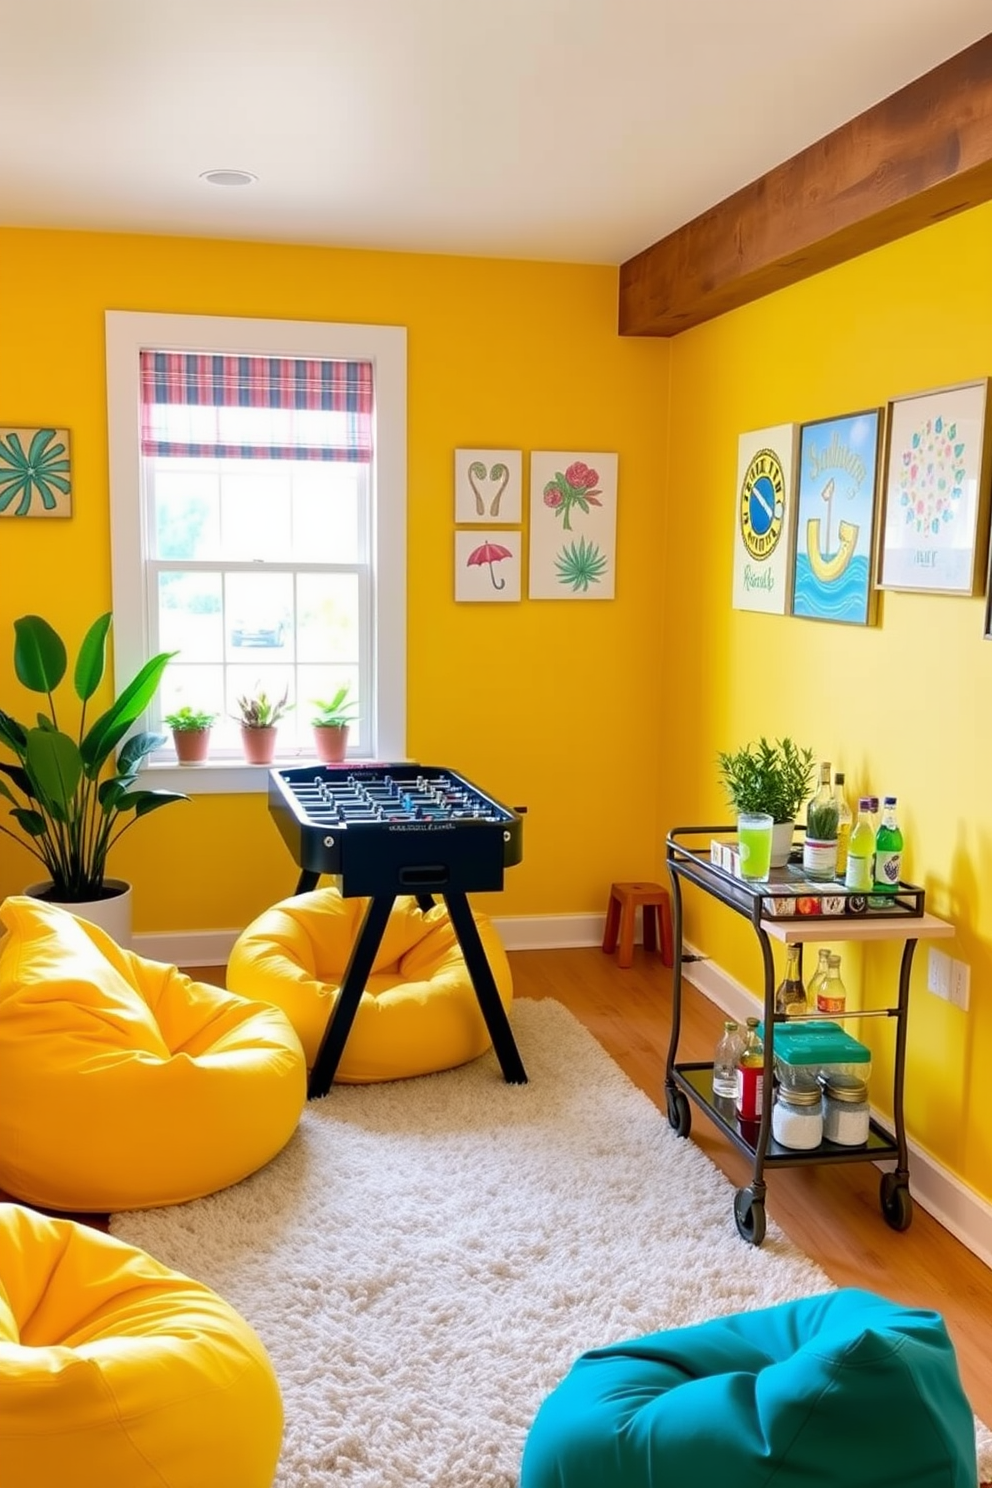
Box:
<box><xmin>0</xmin><ymin>426</ymin><xmax>72</xmax><ymax>517</ymax></box>
<box><xmin>454</xmin><ymin>449</ymin><xmax>522</xmax><ymax>525</ymax></box>
<box><xmin>455</xmin><ymin>530</ymin><xmax>521</xmax><ymax>602</ymax></box>
<box><xmin>791</xmin><ymin>408</ymin><xmax>882</xmax><ymax>626</ymax></box>
<box><xmin>732</xmin><ymin>424</ymin><xmax>799</xmax><ymax>614</ymax></box>
<box><xmin>528</xmin><ymin>451</ymin><xmax>617</xmax><ymax>600</ymax></box>
<box><xmin>878</xmin><ymin>379</ymin><xmax>992</xmax><ymax>596</ymax></box>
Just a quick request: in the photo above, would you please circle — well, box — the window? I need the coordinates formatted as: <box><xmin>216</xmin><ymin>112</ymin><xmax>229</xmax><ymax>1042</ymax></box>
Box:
<box><xmin>106</xmin><ymin>313</ymin><xmax>406</xmax><ymax>790</ymax></box>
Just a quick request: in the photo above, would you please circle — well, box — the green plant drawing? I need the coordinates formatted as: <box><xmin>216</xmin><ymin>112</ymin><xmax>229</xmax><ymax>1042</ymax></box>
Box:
<box><xmin>555</xmin><ymin>536</ymin><xmax>609</xmax><ymax>592</ymax></box>
<box><xmin>0</xmin><ymin>428</ymin><xmax>71</xmax><ymax>517</ymax></box>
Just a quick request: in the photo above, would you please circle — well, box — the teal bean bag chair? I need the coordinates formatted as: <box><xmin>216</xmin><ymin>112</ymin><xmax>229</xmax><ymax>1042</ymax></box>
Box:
<box><xmin>521</xmin><ymin>1289</ymin><xmax>977</xmax><ymax>1488</ymax></box>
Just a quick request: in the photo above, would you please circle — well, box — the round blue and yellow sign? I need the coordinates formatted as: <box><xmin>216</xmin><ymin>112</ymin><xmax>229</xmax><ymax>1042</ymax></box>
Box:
<box><xmin>740</xmin><ymin>448</ymin><xmax>785</xmax><ymax>561</ymax></box>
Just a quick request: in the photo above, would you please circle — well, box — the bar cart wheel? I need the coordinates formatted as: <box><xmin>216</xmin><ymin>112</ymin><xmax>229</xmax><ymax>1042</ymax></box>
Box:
<box><xmin>880</xmin><ymin>1172</ymin><xmax>914</xmax><ymax>1231</ymax></box>
<box><xmin>666</xmin><ymin>1087</ymin><xmax>692</xmax><ymax>1138</ymax></box>
<box><xmin>734</xmin><ymin>1186</ymin><xmax>767</xmax><ymax>1246</ymax></box>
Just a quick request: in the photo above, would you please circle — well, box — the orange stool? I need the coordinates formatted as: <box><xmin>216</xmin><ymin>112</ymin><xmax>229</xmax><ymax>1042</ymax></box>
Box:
<box><xmin>602</xmin><ymin>881</ymin><xmax>674</xmax><ymax>970</ymax></box>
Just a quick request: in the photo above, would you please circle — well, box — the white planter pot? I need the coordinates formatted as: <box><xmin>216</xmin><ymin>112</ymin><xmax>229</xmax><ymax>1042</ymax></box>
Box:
<box><xmin>24</xmin><ymin>878</ymin><xmax>133</xmax><ymax>950</ymax></box>
<box><xmin>770</xmin><ymin>820</ymin><xmax>796</xmax><ymax>869</ymax></box>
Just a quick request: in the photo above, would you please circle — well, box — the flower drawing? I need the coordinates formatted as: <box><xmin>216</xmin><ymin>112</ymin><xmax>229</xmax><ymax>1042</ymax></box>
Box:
<box><xmin>543</xmin><ymin>460</ymin><xmax>602</xmax><ymax>531</ymax></box>
<box><xmin>896</xmin><ymin>416</ymin><xmax>965</xmax><ymax>537</ymax></box>
<box><xmin>0</xmin><ymin>428</ymin><xmax>71</xmax><ymax>517</ymax></box>
<box><xmin>555</xmin><ymin>536</ymin><xmax>609</xmax><ymax>592</ymax></box>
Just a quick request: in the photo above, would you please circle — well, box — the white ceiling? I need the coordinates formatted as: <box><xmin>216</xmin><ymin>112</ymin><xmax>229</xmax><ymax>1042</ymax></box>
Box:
<box><xmin>3</xmin><ymin>2</ymin><xmax>990</xmax><ymax>266</ymax></box>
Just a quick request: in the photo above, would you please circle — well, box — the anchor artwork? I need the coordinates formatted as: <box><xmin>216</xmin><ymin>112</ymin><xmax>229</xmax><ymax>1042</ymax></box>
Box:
<box><xmin>792</xmin><ymin>409</ymin><xmax>882</xmax><ymax>626</ymax></box>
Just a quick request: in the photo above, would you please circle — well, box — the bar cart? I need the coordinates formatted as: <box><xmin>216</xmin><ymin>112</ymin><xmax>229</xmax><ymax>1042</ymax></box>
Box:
<box><xmin>664</xmin><ymin>825</ymin><xmax>953</xmax><ymax>1246</ymax></box>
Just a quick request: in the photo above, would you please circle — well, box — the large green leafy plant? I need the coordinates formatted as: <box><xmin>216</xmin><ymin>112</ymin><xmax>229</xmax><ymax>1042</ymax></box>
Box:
<box><xmin>0</xmin><ymin>614</ymin><xmax>186</xmax><ymax>901</ymax></box>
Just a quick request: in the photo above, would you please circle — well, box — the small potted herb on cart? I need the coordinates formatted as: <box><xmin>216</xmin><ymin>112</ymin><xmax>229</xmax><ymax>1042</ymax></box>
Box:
<box><xmin>164</xmin><ymin>706</ymin><xmax>218</xmax><ymax>765</ymax></box>
<box><xmin>311</xmin><ymin>684</ymin><xmax>357</xmax><ymax>765</ymax></box>
<box><xmin>717</xmin><ymin>736</ymin><xmax>816</xmax><ymax>868</ymax></box>
<box><xmin>235</xmin><ymin>686</ymin><xmax>292</xmax><ymax>766</ymax></box>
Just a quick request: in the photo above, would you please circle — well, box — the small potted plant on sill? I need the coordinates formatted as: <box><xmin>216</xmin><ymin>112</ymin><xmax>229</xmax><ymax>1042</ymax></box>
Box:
<box><xmin>234</xmin><ymin>685</ymin><xmax>292</xmax><ymax>766</ymax></box>
<box><xmin>311</xmin><ymin>684</ymin><xmax>357</xmax><ymax>765</ymax></box>
<box><xmin>717</xmin><ymin>736</ymin><xmax>816</xmax><ymax>868</ymax></box>
<box><xmin>164</xmin><ymin>706</ymin><xmax>218</xmax><ymax>765</ymax></box>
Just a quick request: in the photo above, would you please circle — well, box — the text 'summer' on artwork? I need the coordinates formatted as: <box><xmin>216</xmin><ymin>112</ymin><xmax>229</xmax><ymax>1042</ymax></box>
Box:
<box><xmin>791</xmin><ymin>410</ymin><xmax>882</xmax><ymax>627</ymax></box>
<box><xmin>528</xmin><ymin>452</ymin><xmax>617</xmax><ymax>600</ymax></box>
<box><xmin>878</xmin><ymin>380</ymin><xmax>992</xmax><ymax>596</ymax></box>
<box><xmin>454</xmin><ymin>450</ymin><xmax>522</xmax><ymax>525</ymax></box>
<box><xmin>732</xmin><ymin>425</ymin><xmax>799</xmax><ymax>615</ymax></box>
<box><xmin>0</xmin><ymin>427</ymin><xmax>72</xmax><ymax>518</ymax></box>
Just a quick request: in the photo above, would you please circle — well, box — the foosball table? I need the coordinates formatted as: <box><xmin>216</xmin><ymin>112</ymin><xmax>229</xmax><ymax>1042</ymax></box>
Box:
<box><xmin>267</xmin><ymin>763</ymin><xmax>527</xmax><ymax>1097</ymax></box>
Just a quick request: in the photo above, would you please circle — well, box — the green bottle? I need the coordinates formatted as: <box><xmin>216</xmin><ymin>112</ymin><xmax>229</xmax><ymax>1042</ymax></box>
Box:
<box><xmin>872</xmin><ymin>795</ymin><xmax>903</xmax><ymax>897</ymax></box>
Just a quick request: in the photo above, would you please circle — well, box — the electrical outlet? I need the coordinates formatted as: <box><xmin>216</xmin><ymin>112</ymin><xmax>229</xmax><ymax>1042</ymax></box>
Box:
<box><xmin>948</xmin><ymin>958</ymin><xmax>970</xmax><ymax>1012</ymax></box>
<box><xmin>928</xmin><ymin>948</ymin><xmax>950</xmax><ymax>1000</ymax></box>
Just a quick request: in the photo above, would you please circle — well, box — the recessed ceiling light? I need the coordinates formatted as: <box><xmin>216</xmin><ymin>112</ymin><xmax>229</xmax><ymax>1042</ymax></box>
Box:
<box><xmin>200</xmin><ymin>169</ymin><xmax>257</xmax><ymax>187</ymax></box>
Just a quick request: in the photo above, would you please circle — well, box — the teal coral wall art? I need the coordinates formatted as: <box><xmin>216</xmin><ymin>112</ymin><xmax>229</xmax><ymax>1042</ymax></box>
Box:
<box><xmin>0</xmin><ymin>427</ymin><xmax>72</xmax><ymax>517</ymax></box>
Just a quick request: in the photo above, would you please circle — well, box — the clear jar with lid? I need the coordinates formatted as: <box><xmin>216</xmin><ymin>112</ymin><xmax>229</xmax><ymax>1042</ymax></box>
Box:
<box><xmin>822</xmin><ymin>1073</ymin><xmax>870</xmax><ymax>1145</ymax></box>
<box><xmin>771</xmin><ymin>1079</ymin><xmax>823</xmax><ymax>1150</ymax></box>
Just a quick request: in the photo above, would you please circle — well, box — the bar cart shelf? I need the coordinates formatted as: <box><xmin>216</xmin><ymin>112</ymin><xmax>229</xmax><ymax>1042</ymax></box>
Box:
<box><xmin>665</xmin><ymin>825</ymin><xmax>954</xmax><ymax>1246</ymax></box>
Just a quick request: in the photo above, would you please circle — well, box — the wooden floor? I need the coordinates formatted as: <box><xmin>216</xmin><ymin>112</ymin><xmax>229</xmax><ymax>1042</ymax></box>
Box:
<box><xmin>4</xmin><ymin>944</ymin><xmax>991</xmax><ymax>1433</ymax></box>
<box><xmin>509</xmin><ymin>945</ymin><xmax>992</xmax><ymax>1430</ymax></box>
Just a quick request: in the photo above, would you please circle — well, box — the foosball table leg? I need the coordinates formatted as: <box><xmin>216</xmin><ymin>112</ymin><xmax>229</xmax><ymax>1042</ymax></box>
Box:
<box><xmin>307</xmin><ymin>894</ymin><xmax>396</xmax><ymax>1099</ymax></box>
<box><xmin>443</xmin><ymin>890</ymin><xmax>528</xmax><ymax>1084</ymax></box>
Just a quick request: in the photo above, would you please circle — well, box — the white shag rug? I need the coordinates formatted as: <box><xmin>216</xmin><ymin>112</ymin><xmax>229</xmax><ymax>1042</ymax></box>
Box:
<box><xmin>111</xmin><ymin>998</ymin><xmax>992</xmax><ymax>1487</ymax></box>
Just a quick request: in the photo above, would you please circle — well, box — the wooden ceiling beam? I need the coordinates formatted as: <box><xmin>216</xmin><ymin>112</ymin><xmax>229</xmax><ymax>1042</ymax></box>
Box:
<box><xmin>619</xmin><ymin>32</ymin><xmax>992</xmax><ymax>337</ymax></box>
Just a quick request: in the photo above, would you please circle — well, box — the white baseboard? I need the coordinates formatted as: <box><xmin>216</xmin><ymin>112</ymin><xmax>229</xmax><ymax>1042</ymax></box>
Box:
<box><xmin>133</xmin><ymin>914</ymin><xmax>992</xmax><ymax>1271</ymax></box>
<box><xmin>132</xmin><ymin>911</ymin><xmax>606</xmax><ymax>966</ymax></box>
<box><xmin>681</xmin><ymin>940</ymin><xmax>992</xmax><ymax>1272</ymax></box>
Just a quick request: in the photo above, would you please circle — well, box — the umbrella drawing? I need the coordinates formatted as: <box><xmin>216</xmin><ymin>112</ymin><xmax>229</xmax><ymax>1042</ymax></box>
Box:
<box><xmin>467</xmin><ymin>541</ymin><xmax>512</xmax><ymax>590</ymax></box>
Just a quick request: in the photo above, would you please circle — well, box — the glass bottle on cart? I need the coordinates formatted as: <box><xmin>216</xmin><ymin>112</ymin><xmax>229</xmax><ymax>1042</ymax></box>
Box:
<box><xmin>736</xmin><ymin>1018</ymin><xmax>764</xmax><ymax>1121</ymax></box>
<box><xmin>817</xmin><ymin>953</ymin><xmax>847</xmax><ymax>1016</ymax></box>
<box><xmin>844</xmin><ymin>798</ymin><xmax>875</xmax><ymax>893</ymax></box>
<box><xmin>834</xmin><ymin>771</ymin><xmax>852</xmax><ymax>877</ymax></box>
<box><xmin>774</xmin><ymin>944</ymin><xmax>807</xmax><ymax>1018</ymax></box>
<box><xmin>713</xmin><ymin>1021</ymin><xmax>743</xmax><ymax>1099</ymax></box>
<box><xmin>872</xmin><ymin>796</ymin><xmax>903</xmax><ymax>898</ymax></box>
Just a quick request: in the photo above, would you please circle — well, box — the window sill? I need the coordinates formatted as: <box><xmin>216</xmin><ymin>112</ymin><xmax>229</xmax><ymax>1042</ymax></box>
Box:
<box><xmin>145</xmin><ymin>756</ymin><xmax>392</xmax><ymax>796</ymax></box>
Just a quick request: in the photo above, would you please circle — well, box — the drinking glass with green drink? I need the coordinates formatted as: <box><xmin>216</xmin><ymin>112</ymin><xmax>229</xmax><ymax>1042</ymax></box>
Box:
<box><xmin>737</xmin><ymin>812</ymin><xmax>773</xmax><ymax>880</ymax></box>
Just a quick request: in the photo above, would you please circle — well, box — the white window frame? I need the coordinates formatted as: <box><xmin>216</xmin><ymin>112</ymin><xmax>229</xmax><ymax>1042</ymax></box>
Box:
<box><xmin>106</xmin><ymin>310</ymin><xmax>407</xmax><ymax>794</ymax></box>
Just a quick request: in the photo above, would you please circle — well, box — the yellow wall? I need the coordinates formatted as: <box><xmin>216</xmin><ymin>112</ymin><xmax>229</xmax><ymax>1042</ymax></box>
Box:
<box><xmin>664</xmin><ymin>201</ymin><xmax>992</xmax><ymax>1204</ymax></box>
<box><xmin>0</xmin><ymin>227</ymin><xmax>669</xmax><ymax>931</ymax></box>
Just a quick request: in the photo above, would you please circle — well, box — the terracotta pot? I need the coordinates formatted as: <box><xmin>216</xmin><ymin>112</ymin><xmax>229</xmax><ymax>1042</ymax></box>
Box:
<box><xmin>25</xmin><ymin>878</ymin><xmax>133</xmax><ymax>950</ymax></box>
<box><xmin>313</xmin><ymin>724</ymin><xmax>349</xmax><ymax>764</ymax></box>
<box><xmin>172</xmin><ymin>727</ymin><xmax>211</xmax><ymax>765</ymax></box>
<box><xmin>241</xmin><ymin>725</ymin><xmax>277</xmax><ymax>765</ymax></box>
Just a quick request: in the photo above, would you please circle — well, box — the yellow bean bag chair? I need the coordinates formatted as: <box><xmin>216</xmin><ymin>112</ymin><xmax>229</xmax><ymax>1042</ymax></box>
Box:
<box><xmin>0</xmin><ymin>896</ymin><xmax>307</xmax><ymax>1212</ymax></box>
<box><xmin>0</xmin><ymin>1202</ymin><xmax>282</xmax><ymax>1488</ymax></box>
<box><xmin>227</xmin><ymin>888</ymin><xmax>513</xmax><ymax>1081</ymax></box>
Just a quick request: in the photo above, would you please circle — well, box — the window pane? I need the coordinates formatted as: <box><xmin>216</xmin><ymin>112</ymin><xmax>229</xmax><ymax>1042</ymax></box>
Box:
<box><xmin>153</xmin><ymin>468</ymin><xmax>221</xmax><ymax>560</ymax></box>
<box><xmin>157</xmin><ymin>572</ymin><xmax>224</xmax><ymax>660</ymax></box>
<box><xmin>219</xmin><ymin>465</ymin><xmax>293</xmax><ymax>560</ymax></box>
<box><xmin>225</xmin><ymin>572</ymin><xmax>294</xmax><ymax>658</ymax></box>
<box><xmin>299</xmin><ymin>665</ymin><xmax>361</xmax><ymax>751</ymax></box>
<box><xmin>291</xmin><ymin>463</ymin><xmax>362</xmax><ymax>562</ymax></box>
<box><xmin>227</xmin><ymin>663</ymin><xmax>297</xmax><ymax>745</ymax></box>
<box><xmin>297</xmin><ymin>572</ymin><xmax>359</xmax><ymax>664</ymax></box>
<box><xmin>160</xmin><ymin>663</ymin><xmax>225</xmax><ymax>732</ymax></box>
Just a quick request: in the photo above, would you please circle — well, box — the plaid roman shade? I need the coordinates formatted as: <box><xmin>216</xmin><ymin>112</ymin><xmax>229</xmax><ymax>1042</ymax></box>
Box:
<box><xmin>139</xmin><ymin>351</ymin><xmax>374</xmax><ymax>461</ymax></box>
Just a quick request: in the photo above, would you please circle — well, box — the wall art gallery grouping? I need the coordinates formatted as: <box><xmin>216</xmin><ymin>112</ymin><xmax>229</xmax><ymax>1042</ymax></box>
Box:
<box><xmin>732</xmin><ymin>378</ymin><xmax>992</xmax><ymax>632</ymax></box>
